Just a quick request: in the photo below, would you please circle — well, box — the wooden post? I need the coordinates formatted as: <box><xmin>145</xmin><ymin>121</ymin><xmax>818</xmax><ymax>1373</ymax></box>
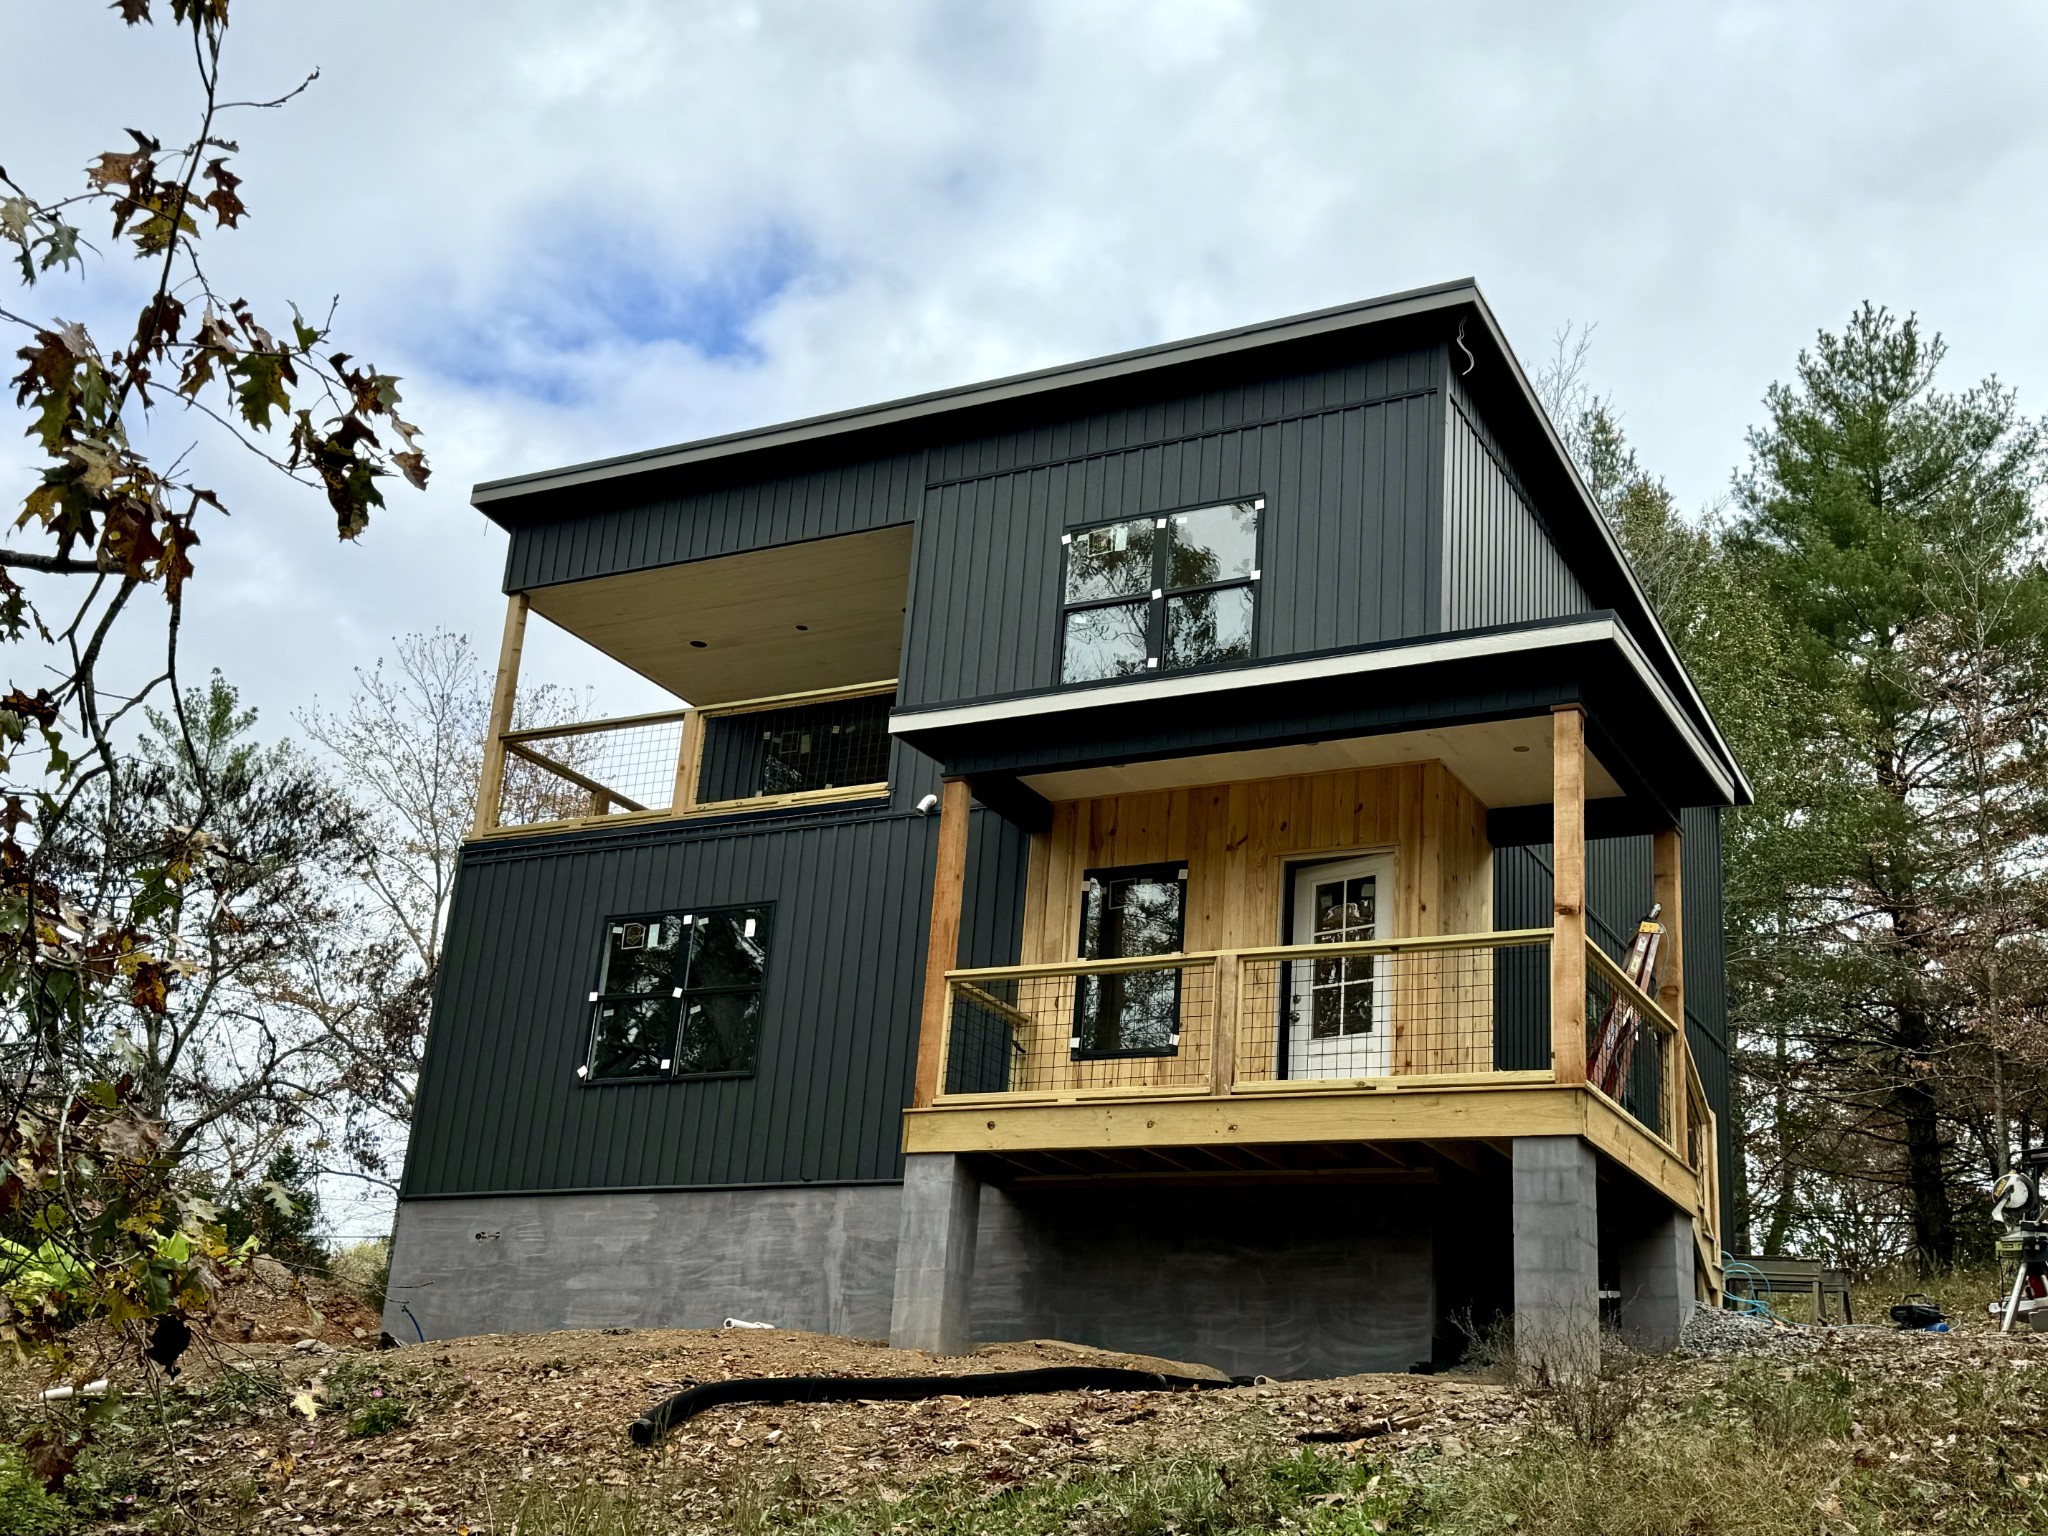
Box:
<box><xmin>1653</xmin><ymin>824</ymin><xmax>1688</xmax><ymax>1145</ymax></box>
<box><xmin>912</xmin><ymin>777</ymin><xmax>973</xmax><ymax>1108</ymax></box>
<box><xmin>1550</xmin><ymin>705</ymin><xmax>1587</xmax><ymax>1085</ymax></box>
<box><xmin>1210</xmin><ymin>954</ymin><xmax>1240</xmax><ymax>1097</ymax></box>
<box><xmin>473</xmin><ymin>593</ymin><xmax>529</xmax><ymax>837</ymax></box>
<box><xmin>669</xmin><ymin>710</ymin><xmax>704</xmax><ymax>816</ymax></box>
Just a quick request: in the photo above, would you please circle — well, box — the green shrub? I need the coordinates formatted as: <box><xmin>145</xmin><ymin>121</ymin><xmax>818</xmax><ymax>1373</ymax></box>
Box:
<box><xmin>344</xmin><ymin>1394</ymin><xmax>409</xmax><ymax>1439</ymax></box>
<box><xmin>0</xmin><ymin>1445</ymin><xmax>72</xmax><ymax>1536</ymax></box>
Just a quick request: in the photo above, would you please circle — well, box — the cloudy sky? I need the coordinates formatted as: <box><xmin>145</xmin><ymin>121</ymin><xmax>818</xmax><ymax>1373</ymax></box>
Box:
<box><xmin>6</xmin><ymin>0</ymin><xmax>2045</xmax><ymax>726</ymax></box>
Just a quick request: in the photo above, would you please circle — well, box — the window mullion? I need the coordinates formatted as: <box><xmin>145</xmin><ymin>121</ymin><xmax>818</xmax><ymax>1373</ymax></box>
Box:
<box><xmin>1148</xmin><ymin>519</ymin><xmax>1171</xmax><ymax>665</ymax></box>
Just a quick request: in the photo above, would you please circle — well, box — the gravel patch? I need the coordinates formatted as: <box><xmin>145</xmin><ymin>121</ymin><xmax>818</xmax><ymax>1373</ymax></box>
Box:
<box><xmin>1680</xmin><ymin>1301</ymin><xmax>1825</xmax><ymax>1357</ymax></box>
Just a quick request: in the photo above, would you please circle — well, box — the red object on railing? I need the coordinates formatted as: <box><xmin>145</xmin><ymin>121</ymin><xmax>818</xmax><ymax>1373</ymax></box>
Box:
<box><xmin>1588</xmin><ymin>908</ymin><xmax>1664</xmax><ymax>1098</ymax></box>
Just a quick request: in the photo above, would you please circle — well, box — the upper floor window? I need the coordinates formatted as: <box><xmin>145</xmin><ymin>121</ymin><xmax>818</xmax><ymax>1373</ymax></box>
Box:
<box><xmin>1059</xmin><ymin>499</ymin><xmax>1261</xmax><ymax>685</ymax></box>
<box><xmin>582</xmin><ymin>905</ymin><xmax>771</xmax><ymax>1083</ymax></box>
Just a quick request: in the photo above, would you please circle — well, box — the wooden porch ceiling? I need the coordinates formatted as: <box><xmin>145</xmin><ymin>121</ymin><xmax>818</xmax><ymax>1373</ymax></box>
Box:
<box><xmin>1015</xmin><ymin>715</ymin><xmax>1626</xmax><ymax>809</ymax></box>
<box><xmin>523</xmin><ymin>525</ymin><xmax>913</xmax><ymax>706</ymax></box>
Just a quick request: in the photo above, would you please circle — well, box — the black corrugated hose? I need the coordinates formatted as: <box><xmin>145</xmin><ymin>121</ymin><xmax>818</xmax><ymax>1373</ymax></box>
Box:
<box><xmin>628</xmin><ymin>1366</ymin><xmax>1240</xmax><ymax>1446</ymax></box>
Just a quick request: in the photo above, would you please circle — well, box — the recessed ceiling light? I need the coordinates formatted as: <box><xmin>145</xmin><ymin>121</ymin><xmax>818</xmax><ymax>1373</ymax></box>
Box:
<box><xmin>689</xmin><ymin>640</ymin><xmax>708</xmax><ymax>649</ymax></box>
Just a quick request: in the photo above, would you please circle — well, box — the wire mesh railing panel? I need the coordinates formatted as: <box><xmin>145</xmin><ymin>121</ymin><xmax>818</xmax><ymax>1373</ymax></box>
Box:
<box><xmin>698</xmin><ymin>691</ymin><xmax>894</xmax><ymax>804</ymax></box>
<box><xmin>1235</xmin><ymin>937</ymin><xmax>1546</xmax><ymax>1083</ymax></box>
<box><xmin>496</xmin><ymin>716</ymin><xmax>687</xmax><ymax>828</ymax></box>
<box><xmin>941</xmin><ymin>963</ymin><xmax>1216</xmax><ymax>1097</ymax></box>
<box><xmin>1584</xmin><ymin>959</ymin><xmax>1674</xmax><ymax>1141</ymax></box>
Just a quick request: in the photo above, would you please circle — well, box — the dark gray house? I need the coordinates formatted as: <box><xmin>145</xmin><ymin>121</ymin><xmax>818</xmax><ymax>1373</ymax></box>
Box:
<box><xmin>384</xmin><ymin>279</ymin><xmax>1746</xmax><ymax>1378</ymax></box>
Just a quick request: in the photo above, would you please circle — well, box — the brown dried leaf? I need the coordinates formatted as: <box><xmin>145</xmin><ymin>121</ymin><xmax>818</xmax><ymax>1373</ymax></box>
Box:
<box><xmin>201</xmin><ymin>158</ymin><xmax>246</xmax><ymax>228</ymax></box>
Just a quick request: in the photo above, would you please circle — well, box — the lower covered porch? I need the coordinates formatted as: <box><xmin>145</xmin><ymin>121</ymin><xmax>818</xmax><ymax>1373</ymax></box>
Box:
<box><xmin>892</xmin><ymin>704</ymin><xmax>1723</xmax><ymax>1373</ymax></box>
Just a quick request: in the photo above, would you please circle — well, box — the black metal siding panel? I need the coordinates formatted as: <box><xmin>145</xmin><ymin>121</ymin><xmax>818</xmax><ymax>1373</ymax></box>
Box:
<box><xmin>401</xmin><ymin>804</ymin><xmax>1029</xmax><ymax>1197</ymax></box>
<box><xmin>1443</xmin><ymin>375</ymin><xmax>1589</xmax><ymax>630</ymax></box>
<box><xmin>898</xmin><ymin>351</ymin><xmax>1446</xmax><ymax>709</ymax></box>
<box><xmin>502</xmin><ymin>451</ymin><xmax>925</xmax><ymax>591</ymax></box>
<box><xmin>695</xmin><ymin>713</ymin><xmax>769</xmax><ymax>804</ymax></box>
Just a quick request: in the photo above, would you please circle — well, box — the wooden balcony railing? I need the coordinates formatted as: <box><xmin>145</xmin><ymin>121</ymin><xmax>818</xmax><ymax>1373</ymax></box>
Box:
<box><xmin>473</xmin><ymin>680</ymin><xmax>895</xmax><ymax>837</ymax></box>
<box><xmin>933</xmin><ymin>927</ymin><xmax>1715</xmax><ymax>1187</ymax></box>
<box><xmin>936</xmin><ymin>929</ymin><xmax>1556</xmax><ymax>1102</ymax></box>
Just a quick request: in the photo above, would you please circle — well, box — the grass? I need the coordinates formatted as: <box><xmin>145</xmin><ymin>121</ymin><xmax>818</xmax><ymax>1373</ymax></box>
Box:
<box><xmin>1848</xmin><ymin>1261</ymin><xmax>2003</xmax><ymax>1330</ymax></box>
<box><xmin>487</xmin><ymin>1450</ymin><xmax>1427</xmax><ymax>1536</ymax></box>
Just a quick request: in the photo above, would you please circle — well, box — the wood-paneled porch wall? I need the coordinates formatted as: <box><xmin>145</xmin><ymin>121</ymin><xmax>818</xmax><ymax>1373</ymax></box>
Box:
<box><xmin>1020</xmin><ymin>761</ymin><xmax>1493</xmax><ymax>960</ymax></box>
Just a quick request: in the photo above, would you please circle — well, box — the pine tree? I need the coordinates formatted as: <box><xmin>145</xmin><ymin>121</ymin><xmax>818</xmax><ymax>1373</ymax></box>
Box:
<box><xmin>1731</xmin><ymin>304</ymin><xmax>2048</xmax><ymax>1269</ymax></box>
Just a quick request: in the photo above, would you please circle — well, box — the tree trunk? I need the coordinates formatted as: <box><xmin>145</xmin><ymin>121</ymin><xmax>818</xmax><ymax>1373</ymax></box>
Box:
<box><xmin>1894</xmin><ymin>999</ymin><xmax>1956</xmax><ymax>1273</ymax></box>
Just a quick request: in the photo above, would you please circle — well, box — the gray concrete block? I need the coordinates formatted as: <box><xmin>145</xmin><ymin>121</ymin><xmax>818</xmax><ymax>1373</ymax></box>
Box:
<box><xmin>888</xmin><ymin>1154</ymin><xmax>981</xmax><ymax>1354</ymax></box>
<box><xmin>1615</xmin><ymin>1204</ymin><xmax>1693</xmax><ymax>1353</ymax></box>
<box><xmin>974</xmin><ymin>1184</ymin><xmax>1436</xmax><ymax>1378</ymax></box>
<box><xmin>1512</xmin><ymin>1136</ymin><xmax>1598</xmax><ymax>1378</ymax></box>
<box><xmin>380</xmin><ymin>1186</ymin><xmax>899</xmax><ymax>1342</ymax></box>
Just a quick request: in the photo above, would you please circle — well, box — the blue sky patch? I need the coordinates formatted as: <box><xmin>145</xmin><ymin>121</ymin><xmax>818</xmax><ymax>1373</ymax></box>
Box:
<box><xmin>425</xmin><ymin>221</ymin><xmax>814</xmax><ymax>405</ymax></box>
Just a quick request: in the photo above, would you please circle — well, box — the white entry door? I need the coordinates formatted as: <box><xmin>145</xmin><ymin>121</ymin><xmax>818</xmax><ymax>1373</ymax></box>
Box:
<box><xmin>1286</xmin><ymin>854</ymin><xmax>1395</xmax><ymax>1078</ymax></box>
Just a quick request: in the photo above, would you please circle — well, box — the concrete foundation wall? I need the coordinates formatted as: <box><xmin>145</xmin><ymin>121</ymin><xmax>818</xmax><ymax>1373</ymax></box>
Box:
<box><xmin>973</xmin><ymin>1185</ymin><xmax>1438</xmax><ymax>1379</ymax></box>
<box><xmin>382</xmin><ymin>1186</ymin><xmax>902</xmax><ymax>1342</ymax></box>
<box><xmin>384</xmin><ymin>1181</ymin><xmax>1439</xmax><ymax>1377</ymax></box>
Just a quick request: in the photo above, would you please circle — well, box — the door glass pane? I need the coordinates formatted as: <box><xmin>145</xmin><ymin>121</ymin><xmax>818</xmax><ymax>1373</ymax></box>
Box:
<box><xmin>1165</xmin><ymin>586</ymin><xmax>1253</xmax><ymax>669</ymax></box>
<box><xmin>676</xmin><ymin>991</ymin><xmax>762</xmax><ymax>1075</ymax></box>
<box><xmin>1062</xmin><ymin>601</ymin><xmax>1151</xmax><ymax>683</ymax></box>
<box><xmin>1166</xmin><ymin>500</ymin><xmax>1259</xmax><ymax>589</ymax></box>
<box><xmin>590</xmin><ymin>996</ymin><xmax>677</xmax><ymax>1079</ymax></box>
<box><xmin>1311</xmin><ymin>984</ymin><xmax>1342</xmax><ymax>1039</ymax></box>
<box><xmin>1306</xmin><ymin>872</ymin><xmax>1378</xmax><ymax>1041</ymax></box>
<box><xmin>687</xmin><ymin>907</ymin><xmax>769</xmax><ymax>990</ymax></box>
<box><xmin>1064</xmin><ymin>517</ymin><xmax>1157</xmax><ymax>604</ymax></box>
<box><xmin>599</xmin><ymin>915</ymin><xmax>683</xmax><ymax>995</ymax></box>
<box><xmin>1341</xmin><ymin>978</ymin><xmax>1376</xmax><ymax>1037</ymax></box>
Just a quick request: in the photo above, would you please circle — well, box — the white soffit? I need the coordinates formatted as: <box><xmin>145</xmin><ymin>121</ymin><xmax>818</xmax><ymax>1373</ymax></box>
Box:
<box><xmin>1018</xmin><ymin>716</ymin><xmax>1625</xmax><ymax>808</ymax></box>
<box><xmin>524</xmin><ymin>525</ymin><xmax>914</xmax><ymax>706</ymax></box>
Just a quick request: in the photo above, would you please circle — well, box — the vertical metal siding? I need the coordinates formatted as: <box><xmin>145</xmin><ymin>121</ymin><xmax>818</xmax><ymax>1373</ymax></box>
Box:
<box><xmin>1442</xmin><ymin>374</ymin><xmax>1589</xmax><ymax>631</ymax></box>
<box><xmin>898</xmin><ymin>348</ymin><xmax>1447</xmax><ymax>709</ymax></box>
<box><xmin>401</xmin><ymin>804</ymin><xmax>1030</xmax><ymax>1197</ymax></box>
<box><xmin>502</xmin><ymin>451</ymin><xmax>926</xmax><ymax>592</ymax></box>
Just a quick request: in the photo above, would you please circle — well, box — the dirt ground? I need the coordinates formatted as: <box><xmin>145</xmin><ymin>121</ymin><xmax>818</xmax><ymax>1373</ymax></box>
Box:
<box><xmin>10</xmin><ymin>1293</ymin><xmax>2047</xmax><ymax>1535</ymax></box>
<box><xmin>19</xmin><ymin>1321</ymin><xmax>1530</xmax><ymax>1534</ymax></box>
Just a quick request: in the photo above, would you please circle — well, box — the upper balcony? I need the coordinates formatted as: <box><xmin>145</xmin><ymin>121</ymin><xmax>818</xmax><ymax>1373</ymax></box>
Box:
<box><xmin>469</xmin><ymin>525</ymin><xmax>913</xmax><ymax>839</ymax></box>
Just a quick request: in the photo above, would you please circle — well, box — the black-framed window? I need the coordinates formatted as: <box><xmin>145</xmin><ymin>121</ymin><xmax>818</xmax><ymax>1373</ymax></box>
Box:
<box><xmin>582</xmin><ymin>905</ymin><xmax>771</xmax><ymax>1082</ymax></box>
<box><xmin>1071</xmin><ymin>863</ymin><xmax>1186</xmax><ymax>1057</ymax></box>
<box><xmin>1059</xmin><ymin>498</ymin><xmax>1261</xmax><ymax>686</ymax></box>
